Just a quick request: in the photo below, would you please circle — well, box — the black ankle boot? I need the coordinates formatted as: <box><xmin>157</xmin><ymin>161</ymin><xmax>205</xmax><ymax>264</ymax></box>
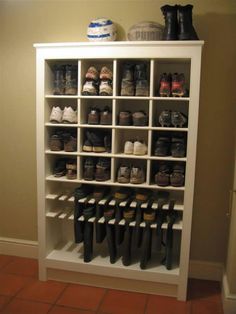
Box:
<box><xmin>161</xmin><ymin>5</ymin><xmax>178</xmax><ymax>40</ymax></box>
<box><xmin>178</xmin><ymin>4</ymin><xmax>199</xmax><ymax>40</ymax></box>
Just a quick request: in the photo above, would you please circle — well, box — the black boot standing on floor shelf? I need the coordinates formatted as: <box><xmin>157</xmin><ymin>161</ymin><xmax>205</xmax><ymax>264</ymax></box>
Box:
<box><xmin>140</xmin><ymin>200</ymin><xmax>156</xmax><ymax>270</ymax></box>
<box><xmin>74</xmin><ymin>186</ymin><xmax>92</xmax><ymax>243</ymax></box>
<box><xmin>161</xmin><ymin>4</ymin><xmax>199</xmax><ymax>40</ymax></box>
<box><xmin>121</xmin><ymin>202</ymin><xmax>135</xmax><ymax>266</ymax></box>
<box><xmin>162</xmin><ymin>199</ymin><xmax>177</xmax><ymax>270</ymax></box>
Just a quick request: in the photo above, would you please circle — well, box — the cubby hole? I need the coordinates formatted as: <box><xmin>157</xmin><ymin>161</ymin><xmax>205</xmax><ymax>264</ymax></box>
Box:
<box><xmin>45</xmin><ymin>154</ymin><xmax>78</xmax><ymax>180</ymax></box>
<box><xmin>80</xmin><ymin>98</ymin><xmax>112</xmax><ymax>125</ymax></box>
<box><xmin>45</xmin><ymin>98</ymin><xmax>78</xmax><ymax>124</ymax></box>
<box><xmin>45</xmin><ymin>60</ymin><xmax>78</xmax><ymax>96</ymax></box>
<box><xmin>80</xmin><ymin>59</ymin><xmax>113</xmax><ymax>96</ymax></box>
<box><xmin>80</xmin><ymin>128</ymin><xmax>112</xmax><ymax>154</ymax></box>
<box><xmin>115</xmin><ymin>99</ymin><xmax>149</xmax><ymax>126</ymax></box>
<box><xmin>151</xmin><ymin>131</ymin><xmax>187</xmax><ymax>158</ymax></box>
<box><xmin>80</xmin><ymin>156</ymin><xmax>112</xmax><ymax>182</ymax></box>
<box><xmin>152</xmin><ymin>100</ymin><xmax>189</xmax><ymax>128</ymax></box>
<box><xmin>153</xmin><ymin>59</ymin><xmax>191</xmax><ymax>97</ymax></box>
<box><xmin>114</xmin><ymin>158</ymin><xmax>147</xmax><ymax>185</ymax></box>
<box><xmin>45</xmin><ymin>126</ymin><xmax>78</xmax><ymax>152</ymax></box>
<box><xmin>116</xmin><ymin>59</ymin><xmax>151</xmax><ymax>97</ymax></box>
<box><xmin>114</xmin><ymin>129</ymin><xmax>148</xmax><ymax>156</ymax></box>
<box><xmin>150</xmin><ymin>160</ymin><xmax>186</xmax><ymax>187</ymax></box>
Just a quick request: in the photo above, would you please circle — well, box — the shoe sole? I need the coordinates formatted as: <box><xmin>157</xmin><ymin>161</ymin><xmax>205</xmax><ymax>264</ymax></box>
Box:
<box><xmin>93</xmin><ymin>146</ymin><xmax>106</xmax><ymax>153</ymax></box>
<box><xmin>118</xmin><ymin>177</ymin><xmax>130</xmax><ymax>184</ymax></box>
<box><xmin>82</xmin><ymin>145</ymin><xmax>93</xmax><ymax>152</ymax></box>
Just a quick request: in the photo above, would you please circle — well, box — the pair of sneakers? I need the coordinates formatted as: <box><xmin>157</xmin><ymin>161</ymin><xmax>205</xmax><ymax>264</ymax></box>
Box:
<box><xmin>154</xmin><ymin>135</ymin><xmax>186</xmax><ymax>158</ymax></box>
<box><xmin>50</xmin><ymin>106</ymin><xmax>77</xmax><ymax>124</ymax></box>
<box><xmin>53</xmin><ymin>158</ymin><xmax>77</xmax><ymax>180</ymax></box>
<box><xmin>120</xmin><ymin>62</ymin><xmax>149</xmax><ymax>96</ymax></box>
<box><xmin>124</xmin><ymin>140</ymin><xmax>147</xmax><ymax>156</ymax></box>
<box><xmin>84</xmin><ymin>157</ymin><xmax>111</xmax><ymax>181</ymax></box>
<box><xmin>155</xmin><ymin>163</ymin><xmax>185</xmax><ymax>187</ymax></box>
<box><xmin>117</xmin><ymin>165</ymin><xmax>145</xmax><ymax>184</ymax></box>
<box><xmin>158</xmin><ymin>72</ymin><xmax>188</xmax><ymax>97</ymax></box>
<box><xmin>118</xmin><ymin>110</ymin><xmax>148</xmax><ymax>126</ymax></box>
<box><xmin>53</xmin><ymin>64</ymin><xmax>77</xmax><ymax>95</ymax></box>
<box><xmin>87</xmin><ymin>106</ymin><xmax>112</xmax><ymax>125</ymax></box>
<box><xmin>159</xmin><ymin>110</ymin><xmax>187</xmax><ymax>128</ymax></box>
<box><xmin>83</xmin><ymin>131</ymin><xmax>111</xmax><ymax>153</ymax></box>
<box><xmin>82</xmin><ymin>66</ymin><xmax>113</xmax><ymax>96</ymax></box>
<box><xmin>49</xmin><ymin>130</ymin><xmax>77</xmax><ymax>152</ymax></box>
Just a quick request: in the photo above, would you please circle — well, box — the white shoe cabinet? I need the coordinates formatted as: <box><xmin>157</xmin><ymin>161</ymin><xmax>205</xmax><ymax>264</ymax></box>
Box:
<box><xmin>34</xmin><ymin>41</ymin><xmax>203</xmax><ymax>300</ymax></box>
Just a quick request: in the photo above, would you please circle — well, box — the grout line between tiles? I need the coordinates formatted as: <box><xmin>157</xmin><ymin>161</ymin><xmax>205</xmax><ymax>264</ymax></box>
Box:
<box><xmin>96</xmin><ymin>288</ymin><xmax>109</xmax><ymax>314</ymax></box>
<box><xmin>143</xmin><ymin>293</ymin><xmax>149</xmax><ymax>314</ymax></box>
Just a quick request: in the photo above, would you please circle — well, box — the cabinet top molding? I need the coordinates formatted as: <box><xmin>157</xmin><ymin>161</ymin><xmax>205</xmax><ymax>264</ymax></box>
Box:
<box><xmin>34</xmin><ymin>40</ymin><xmax>204</xmax><ymax>48</ymax></box>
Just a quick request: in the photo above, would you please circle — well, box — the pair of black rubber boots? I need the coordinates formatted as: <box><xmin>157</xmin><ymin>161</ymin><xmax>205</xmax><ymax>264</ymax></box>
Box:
<box><xmin>161</xmin><ymin>4</ymin><xmax>199</xmax><ymax>40</ymax></box>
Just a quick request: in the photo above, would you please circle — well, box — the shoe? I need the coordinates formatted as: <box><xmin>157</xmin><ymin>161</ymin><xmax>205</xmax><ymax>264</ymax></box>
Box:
<box><xmin>121</xmin><ymin>80</ymin><xmax>135</xmax><ymax>96</ymax></box>
<box><xmin>135</xmin><ymin>189</ymin><xmax>150</xmax><ymax>202</ymax></box>
<box><xmin>119</xmin><ymin>111</ymin><xmax>132</xmax><ymax>126</ymax></box>
<box><xmin>95</xmin><ymin>158</ymin><xmax>111</xmax><ymax>181</ymax></box>
<box><xmin>124</xmin><ymin>140</ymin><xmax>134</xmax><ymax>154</ymax></box>
<box><xmin>171</xmin><ymin>73</ymin><xmax>187</xmax><ymax>97</ymax></box>
<box><xmin>123</xmin><ymin>208</ymin><xmax>135</xmax><ymax>222</ymax></box>
<box><xmin>114</xmin><ymin>188</ymin><xmax>130</xmax><ymax>201</ymax></box>
<box><xmin>53</xmin><ymin>65</ymin><xmax>65</xmax><ymax>95</ymax></box>
<box><xmin>154</xmin><ymin>137</ymin><xmax>170</xmax><ymax>156</ymax></box>
<box><xmin>120</xmin><ymin>63</ymin><xmax>135</xmax><ymax>96</ymax></box>
<box><xmin>130</xmin><ymin>166</ymin><xmax>145</xmax><ymax>184</ymax></box>
<box><xmin>82</xmin><ymin>80</ymin><xmax>98</xmax><ymax>95</ymax></box>
<box><xmin>50</xmin><ymin>106</ymin><xmax>63</xmax><ymax>123</ymax></box>
<box><xmin>117</xmin><ymin>165</ymin><xmax>131</xmax><ymax>183</ymax></box>
<box><xmin>84</xmin><ymin>157</ymin><xmax>95</xmax><ymax>181</ymax></box>
<box><xmin>65</xmin><ymin>65</ymin><xmax>77</xmax><ymax>95</ymax></box>
<box><xmin>159</xmin><ymin>73</ymin><xmax>171</xmax><ymax>97</ymax></box>
<box><xmin>99</xmin><ymin>80</ymin><xmax>113</xmax><ymax>96</ymax></box>
<box><xmin>178</xmin><ymin>4</ymin><xmax>199</xmax><ymax>40</ymax></box>
<box><xmin>100</xmin><ymin>66</ymin><xmax>113</xmax><ymax>80</ymax></box>
<box><xmin>93</xmin><ymin>186</ymin><xmax>108</xmax><ymax>200</ymax></box>
<box><xmin>82</xmin><ymin>138</ymin><xmax>93</xmax><ymax>152</ymax></box>
<box><xmin>54</xmin><ymin>158</ymin><xmax>67</xmax><ymax>177</ymax></box>
<box><xmin>86</xmin><ymin>131</ymin><xmax>106</xmax><ymax>153</ymax></box>
<box><xmin>104</xmin><ymin>134</ymin><xmax>111</xmax><ymax>153</ymax></box>
<box><xmin>62</xmin><ymin>107</ymin><xmax>77</xmax><ymax>123</ymax></box>
<box><xmin>83</xmin><ymin>205</ymin><xmax>95</xmax><ymax>220</ymax></box>
<box><xmin>63</xmin><ymin>133</ymin><xmax>77</xmax><ymax>152</ymax></box>
<box><xmin>134</xmin><ymin>63</ymin><xmax>148</xmax><ymax>81</ymax></box>
<box><xmin>159</xmin><ymin>110</ymin><xmax>171</xmax><ymax>127</ymax></box>
<box><xmin>133</xmin><ymin>140</ymin><xmax>147</xmax><ymax>155</ymax></box>
<box><xmin>66</xmin><ymin>159</ymin><xmax>77</xmax><ymax>179</ymax></box>
<box><xmin>171</xmin><ymin>111</ymin><xmax>188</xmax><ymax>127</ymax></box>
<box><xmin>170</xmin><ymin>164</ymin><xmax>185</xmax><ymax>187</ymax></box>
<box><xmin>132</xmin><ymin>111</ymin><xmax>148</xmax><ymax>126</ymax></box>
<box><xmin>49</xmin><ymin>134</ymin><xmax>63</xmax><ymax>151</ymax></box>
<box><xmin>161</xmin><ymin>5</ymin><xmax>178</xmax><ymax>40</ymax></box>
<box><xmin>135</xmin><ymin>80</ymin><xmax>149</xmax><ymax>96</ymax></box>
<box><xmin>88</xmin><ymin>107</ymin><xmax>100</xmax><ymax>124</ymax></box>
<box><xmin>155</xmin><ymin>163</ymin><xmax>170</xmax><ymax>186</ymax></box>
<box><xmin>85</xmin><ymin>66</ymin><xmax>99</xmax><ymax>81</ymax></box>
<box><xmin>171</xmin><ymin>137</ymin><xmax>186</xmax><ymax>157</ymax></box>
<box><xmin>100</xmin><ymin>107</ymin><xmax>112</xmax><ymax>125</ymax></box>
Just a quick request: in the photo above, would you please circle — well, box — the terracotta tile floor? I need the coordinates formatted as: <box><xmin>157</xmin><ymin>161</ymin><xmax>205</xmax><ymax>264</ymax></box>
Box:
<box><xmin>0</xmin><ymin>254</ymin><xmax>224</xmax><ymax>314</ymax></box>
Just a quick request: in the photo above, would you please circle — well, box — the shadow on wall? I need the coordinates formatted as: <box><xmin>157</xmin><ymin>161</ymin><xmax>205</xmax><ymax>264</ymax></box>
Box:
<box><xmin>190</xmin><ymin>12</ymin><xmax>236</xmax><ymax>262</ymax></box>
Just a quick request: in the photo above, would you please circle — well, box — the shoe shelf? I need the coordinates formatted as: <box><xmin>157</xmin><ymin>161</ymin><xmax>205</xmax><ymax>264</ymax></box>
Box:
<box><xmin>35</xmin><ymin>41</ymin><xmax>203</xmax><ymax>300</ymax></box>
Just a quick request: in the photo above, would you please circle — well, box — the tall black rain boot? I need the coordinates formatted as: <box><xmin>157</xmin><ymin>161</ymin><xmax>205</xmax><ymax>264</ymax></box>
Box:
<box><xmin>161</xmin><ymin>5</ymin><xmax>178</xmax><ymax>40</ymax></box>
<box><xmin>178</xmin><ymin>4</ymin><xmax>199</xmax><ymax>40</ymax></box>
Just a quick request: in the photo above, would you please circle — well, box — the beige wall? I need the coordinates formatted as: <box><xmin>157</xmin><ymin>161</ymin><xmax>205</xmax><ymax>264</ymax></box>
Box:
<box><xmin>0</xmin><ymin>0</ymin><xmax>236</xmax><ymax>265</ymax></box>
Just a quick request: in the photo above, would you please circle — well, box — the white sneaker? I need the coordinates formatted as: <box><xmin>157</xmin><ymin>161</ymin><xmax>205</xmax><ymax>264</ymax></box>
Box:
<box><xmin>124</xmin><ymin>140</ymin><xmax>134</xmax><ymax>154</ymax></box>
<box><xmin>62</xmin><ymin>106</ymin><xmax>77</xmax><ymax>123</ymax></box>
<box><xmin>133</xmin><ymin>140</ymin><xmax>147</xmax><ymax>155</ymax></box>
<box><xmin>49</xmin><ymin>106</ymin><xmax>63</xmax><ymax>123</ymax></box>
<box><xmin>99</xmin><ymin>80</ymin><xmax>113</xmax><ymax>96</ymax></box>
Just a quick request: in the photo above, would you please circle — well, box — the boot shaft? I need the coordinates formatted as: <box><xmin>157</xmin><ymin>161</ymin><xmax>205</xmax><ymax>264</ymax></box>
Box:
<box><xmin>161</xmin><ymin>5</ymin><xmax>178</xmax><ymax>40</ymax></box>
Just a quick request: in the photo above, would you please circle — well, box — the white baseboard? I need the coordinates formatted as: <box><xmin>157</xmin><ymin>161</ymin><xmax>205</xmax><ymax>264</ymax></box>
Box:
<box><xmin>222</xmin><ymin>273</ymin><xmax>236</xmax><ymax>314</ymax></box>
<box><xmin>189</xmin><ymin>259</ymin><xmax>223</xmax><ymax>281</ymax></box>
<box><xmin>0</xmin><ymin>237</ymin><xmax>223</xmax><ymax>282</ymax></box>
<box><xmin>0</xmin><ymin>237</ymin><xmax>38</xmax><ymax>258</ymax></box>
